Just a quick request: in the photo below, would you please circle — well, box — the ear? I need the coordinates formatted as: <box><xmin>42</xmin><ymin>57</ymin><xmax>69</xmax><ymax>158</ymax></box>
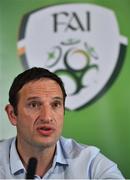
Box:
<box><xmin>5</xmin><ymin>104</ymin><xmax>17</xmax><ymax>126</ymax></box>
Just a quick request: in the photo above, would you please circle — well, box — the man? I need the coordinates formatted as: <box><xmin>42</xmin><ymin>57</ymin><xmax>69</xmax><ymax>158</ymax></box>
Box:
<box><xmin>0</xmin><ymin>67</ymin><xmax>124</xmax><ymax>179</ymax></box>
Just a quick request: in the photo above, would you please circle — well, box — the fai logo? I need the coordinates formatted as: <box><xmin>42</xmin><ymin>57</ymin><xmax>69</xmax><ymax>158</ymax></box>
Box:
<box><xmin>17</xmin><ymin>3</ymin><xmax>128</xmax><ymax>110</ymax></box>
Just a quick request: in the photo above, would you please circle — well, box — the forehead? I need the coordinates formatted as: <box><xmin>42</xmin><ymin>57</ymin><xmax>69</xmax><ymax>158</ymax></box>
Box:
<box><xmin>18</xmin><ymin>78</ymin><xmax>63</xmax><ymax>98</ymax></box>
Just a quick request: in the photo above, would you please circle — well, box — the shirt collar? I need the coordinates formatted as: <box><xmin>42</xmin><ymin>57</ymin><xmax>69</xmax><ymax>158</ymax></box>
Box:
<box><xmin>10</xmin><ymin>138</ymin><xmax>25</xmax><ymax>175</ymax></box>
<box><xmin>10</xmin><ymin>137</ymin><xmax>68</xmax><ymax>176</ymax></box>
<box><xmin>54</xmin><ymin>138</ymin><xmax>68</xmax><ymax>166</ymax></box>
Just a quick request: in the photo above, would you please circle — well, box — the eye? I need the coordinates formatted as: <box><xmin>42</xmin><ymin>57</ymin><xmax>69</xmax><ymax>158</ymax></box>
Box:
<box><xmin>28</xmin><ymin>101</ymin><xmax>41</xmax><ymax>109</ymax></box>
<box><xmin>52</xmin><ymin>100</ymin><xmax>62</xmax><ymax>109</ymax></box>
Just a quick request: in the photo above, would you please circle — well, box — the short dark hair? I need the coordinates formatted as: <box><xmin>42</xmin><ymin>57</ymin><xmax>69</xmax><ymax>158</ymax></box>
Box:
<box><xmin>9</xmin><ymin>67</ymin><xmax>67</xmax><ymax>114</ymax></box>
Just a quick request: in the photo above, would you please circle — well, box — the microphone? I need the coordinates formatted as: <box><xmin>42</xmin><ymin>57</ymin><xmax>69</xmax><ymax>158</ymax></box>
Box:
<box><xmin>26</xmin><ymin>157</ymin><xmax>37</xmax><ymax>179</ymax></box>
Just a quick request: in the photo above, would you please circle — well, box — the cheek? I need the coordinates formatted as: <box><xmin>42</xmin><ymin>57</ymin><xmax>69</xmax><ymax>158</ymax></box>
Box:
<box><xmin>19</xmin><ymin>107</ymin><xmax>39</xmax><ymax>120</ymax></box>
<box><xmin>16</xmin><ymin>110</ymin><xmax>37</xmax><ymax>129</ymax></box>
<box><xmin>56</xmin><ymin>113</ymin><xmax>64</xmax><ymax>128</ymax></box>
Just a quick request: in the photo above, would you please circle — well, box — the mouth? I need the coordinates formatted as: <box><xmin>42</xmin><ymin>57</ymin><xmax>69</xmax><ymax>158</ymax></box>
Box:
<box><xmin>36</xmin><ymin>126</ymin><xmax>55</xmax><ymax>136</ymax></box>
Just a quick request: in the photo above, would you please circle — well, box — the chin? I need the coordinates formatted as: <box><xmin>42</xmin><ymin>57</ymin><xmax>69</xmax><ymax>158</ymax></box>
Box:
<box><xmin>34</xmin><ymin>137</ymin><xmax>58</xmax><ymax>148</ymax></box>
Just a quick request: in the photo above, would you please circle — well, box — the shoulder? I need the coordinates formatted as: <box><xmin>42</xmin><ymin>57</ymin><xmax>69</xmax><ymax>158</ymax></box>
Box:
<box><xmin>0</xmin><ymin>137</ymin><xmax>14</xmax><ymax>149</ymax></box>
<box><xmin>59</xmin><ymin>136</ymin><xmax>124</xmax><ymax>179</ymax></box>
<box><xmin>0</xmin><ymin>137</ymin><xmax>15</xmax><ymax>161</ymax></box>
<box><xmin>59</xmin><ymin>136</ymin><xmax>100</xmax><ymax>160</ymax></box>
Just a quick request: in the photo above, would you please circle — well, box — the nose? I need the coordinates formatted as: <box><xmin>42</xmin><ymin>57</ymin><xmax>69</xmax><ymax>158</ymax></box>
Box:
<box><xmin>39</xmin><ymin>105</ymin><xmax>53</xmax><ymax>123</ymax></box>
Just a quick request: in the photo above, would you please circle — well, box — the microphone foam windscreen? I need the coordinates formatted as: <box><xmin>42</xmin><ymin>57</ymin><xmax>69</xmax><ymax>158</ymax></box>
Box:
<box><xmin>26</xmin><ymin>157</ymin><xmax>37</xmax><ymax>179</ymax></box>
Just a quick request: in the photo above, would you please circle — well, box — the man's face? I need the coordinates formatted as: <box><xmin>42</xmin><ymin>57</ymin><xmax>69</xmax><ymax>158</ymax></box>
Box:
<box><xmin>14</xmin><ymin>78</ymin><xmax>64</xmax><ymax>149</ymax></box>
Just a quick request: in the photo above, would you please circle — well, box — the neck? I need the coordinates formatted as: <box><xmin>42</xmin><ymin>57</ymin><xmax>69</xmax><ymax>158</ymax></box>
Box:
<box><xmin>16</xmin><ymin>139</ymin><xmax>56</xmax><ymax>177</ymax></box>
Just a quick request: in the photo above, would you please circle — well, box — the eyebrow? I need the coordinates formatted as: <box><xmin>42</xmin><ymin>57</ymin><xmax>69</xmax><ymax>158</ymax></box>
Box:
<box><xmin>53</xmin><ymin>97</ymin><xmax>63</xmax><ymax>101</ymax></box>
<box><xmin>26</xmin><ymin>96</ymin><xmax>63</xmax><ymax>101</ymax></box>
